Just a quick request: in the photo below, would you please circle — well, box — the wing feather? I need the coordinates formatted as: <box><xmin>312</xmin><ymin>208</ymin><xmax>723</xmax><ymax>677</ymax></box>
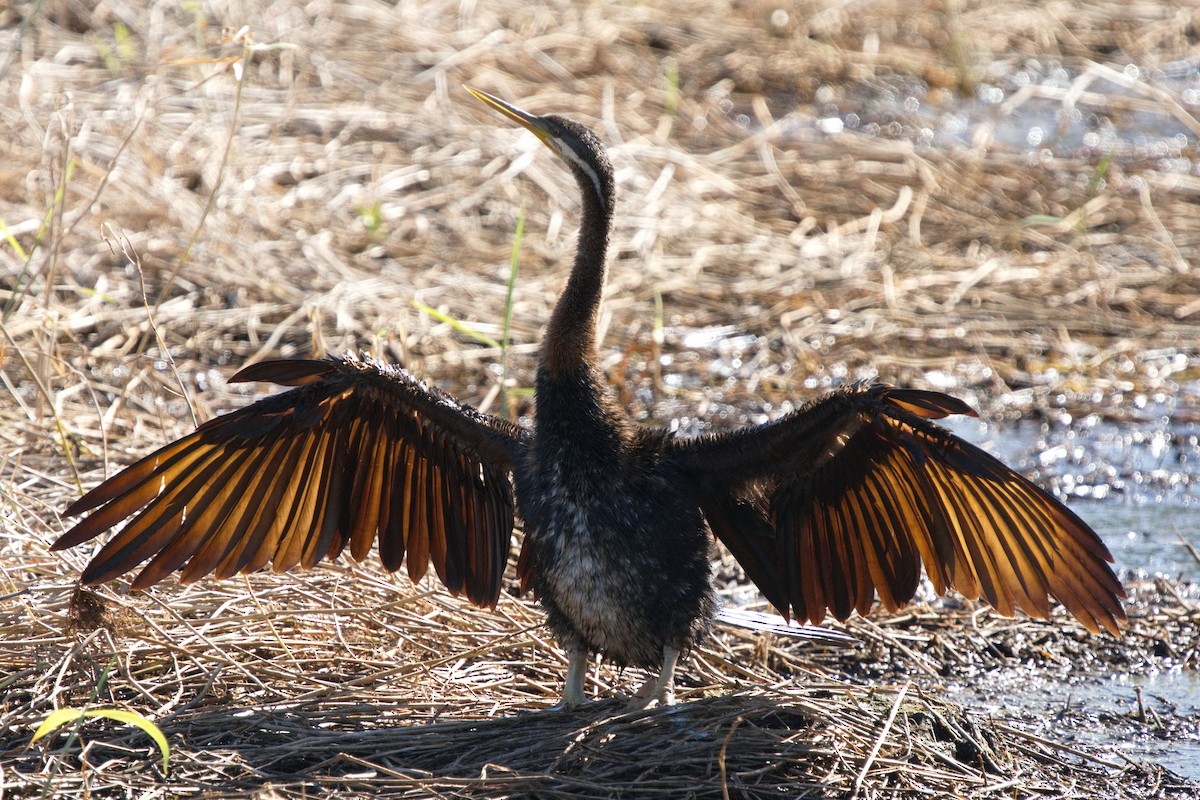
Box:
<box><xmin>672</xmin><ymin>383</ymin><xmax>1126</xmax><ymax>635</ymax></box>
<box><xmin>79</xmin><ymin>443</ymin><xmax>237</xmax><ymax>586</ymax></box>
<box><xmin>55</xmin><ymin>354</ymin><xmax>525</xmax><ymax>608</ymax></box>
<box><xmin>181</xmin><ymin>434</ymin><xmax>292</xmax><ymax>581</ymax></box>
<box><xmin>212</xmin><ymin>436</ymin><xmax>306</xmax><ymax>580</ymax></box>
<box><xmin>406</xmin><ymin>452</ymin><xmax>431</xmax><ymax>585</ymax></box>
<box><xmin>132</xmin><ymin>436</ymin><xmax>274</xmax><ymax>586</ymax></box>
<box><xmin>349</xmin><ymin>416</ymin><xmax>389</xmax><ymax>563</ymax></box>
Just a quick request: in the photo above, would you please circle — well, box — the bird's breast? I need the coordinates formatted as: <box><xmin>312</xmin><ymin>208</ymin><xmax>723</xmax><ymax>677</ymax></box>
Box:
<box><xmin>518</xmin><ymin>458</ymin><xmax>641</xmax><ymax>615</ymax></box>
<box><xmin>514</xmin><ymin>450</ymin><xmax>714</xmax><ymax>667</ymax></box>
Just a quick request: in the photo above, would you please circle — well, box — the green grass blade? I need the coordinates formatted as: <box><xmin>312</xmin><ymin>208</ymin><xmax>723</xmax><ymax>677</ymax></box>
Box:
<box><xmin>32</xmin><ymin>707</ymin><xmax>170</xmax><ymax>773</ymax></box>
<box><xmin>664</xmin><ymin>59</ymin><xmax>679</xmax><ymax>117</ymax></box>
<box><xmin>0</xmin><ymin>215</ymin><xmax>30</xmax><ymax>262</ymax></box>
<box><xmin>500</xmin><ymin>205</ymin><xmax>525</xmax><ymax>416</ymax></box>
<box><xmin>411</xmin><ymin>301</ymin><xmax>502</xmax><ymax>349</ymax></box>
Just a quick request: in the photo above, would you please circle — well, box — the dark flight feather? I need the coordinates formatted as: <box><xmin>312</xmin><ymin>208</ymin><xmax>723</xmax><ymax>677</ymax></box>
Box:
<box><xmin>57</xmin><ymin>355</ymin><xmax>523</xmax><ymax>608</ymax></box>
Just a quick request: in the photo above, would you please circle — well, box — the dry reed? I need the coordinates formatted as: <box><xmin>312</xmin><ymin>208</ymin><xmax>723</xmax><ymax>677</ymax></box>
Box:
<box><xmin>2</xmin><ymin>0</ymin><xmax>1198</xmax><ymax>796</ymax></box>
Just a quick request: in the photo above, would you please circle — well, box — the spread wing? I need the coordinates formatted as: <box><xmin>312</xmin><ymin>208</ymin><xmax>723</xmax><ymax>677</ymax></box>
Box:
<box><xmin>53</xmin><ymin>354</ymin><xmax>527</xmax><ymax>607</ymax></box>
<box><xmin>668</xmin><ymin>384</ymin><xmax>1125</xmax><ymax>635</ymax></box>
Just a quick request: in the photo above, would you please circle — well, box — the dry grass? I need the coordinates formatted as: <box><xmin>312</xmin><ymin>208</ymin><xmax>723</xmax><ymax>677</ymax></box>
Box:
<box><xmin>4</xmin><ymin>548</ymin><xmax>1198</xmax><ymax>797</ymax></box>
<box><xmin>2</xmin><ymin>0</ymin><xmax>1199</xmax><ymax>797</ymax></box>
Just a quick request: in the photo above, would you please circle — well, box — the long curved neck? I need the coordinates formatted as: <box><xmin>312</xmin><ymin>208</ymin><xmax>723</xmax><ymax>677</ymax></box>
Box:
<box><xmin>540</xmin><ymin>172</ymin><xmax>614</xmax><ymax>378</ymax></box>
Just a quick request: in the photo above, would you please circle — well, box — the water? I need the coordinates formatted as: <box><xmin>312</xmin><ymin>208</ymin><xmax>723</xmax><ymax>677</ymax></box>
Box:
<box><xmin>1074</xmin><ymin>671</ymin><xmax>1200</xmax><ymax>781</ymax></box>
<box><xmin>741</xmin><ymin>57</ymin><xmax>1200</xmax><ymax>167</ymax></box>
<box><xmin>949</xmin><ymin>665</ymin><xmax>1200</xmax><ymax>781</ymax></box>
<box><xmin>942</xmin><ymin>415</ymin><xmax>1200</xmax><ymax>580</ymax></box>
<box><xmin>942</xmin><ymin>415</ymin><xmax>1200</xmax><ymax>780</ymax></box>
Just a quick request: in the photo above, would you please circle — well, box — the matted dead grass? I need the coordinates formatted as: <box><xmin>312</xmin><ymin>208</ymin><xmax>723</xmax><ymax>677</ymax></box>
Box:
<box><xmin>4</xmin><ymin>545</ymin><xmax>1199</xmax><ymax>797</ymax></box>
<box><xmin>2</xmin><ymin>0</ymin><xmax>1199</xmax><ymax>797</ymax></box>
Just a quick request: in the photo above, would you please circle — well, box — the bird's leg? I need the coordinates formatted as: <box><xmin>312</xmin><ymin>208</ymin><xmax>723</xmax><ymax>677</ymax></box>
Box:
<box><xmin>548</xmin><ymin>647</ymin><xmax>589</xmax><ymax>710</ymax></box>
<box><xmin>627</xmin><ymin>645</ymin><xmax>680</xmax><ymax>710</ymax></box>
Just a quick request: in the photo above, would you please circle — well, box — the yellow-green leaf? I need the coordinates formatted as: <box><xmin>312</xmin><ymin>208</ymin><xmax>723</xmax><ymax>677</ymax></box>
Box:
<box><xmin>412</xmin><ymin>300</ymin><xmax>502</xmax><ymax>349</ymax></box>
<box><xmin>1019</xmin><ymin>214</ymin><xmax>1064</xmax><ymax>227</ymax></box>
<box><xmin>32</xmin><ymin>707</ymin><xmax>170</xmax><ymax>773</ymax></box>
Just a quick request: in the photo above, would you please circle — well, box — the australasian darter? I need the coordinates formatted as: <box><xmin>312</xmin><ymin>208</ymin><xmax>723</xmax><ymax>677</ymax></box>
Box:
<box><xmin>54</xmin><ymin>88</ymin><xmax>1126</xmax><ymax>709</ymax></box>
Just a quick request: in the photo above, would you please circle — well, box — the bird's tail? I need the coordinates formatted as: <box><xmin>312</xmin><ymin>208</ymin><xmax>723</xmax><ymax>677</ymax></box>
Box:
<box><xmin>715</xmin><ymin>607</ymin><xmax>857</xmax><ymax>647</ymax></box>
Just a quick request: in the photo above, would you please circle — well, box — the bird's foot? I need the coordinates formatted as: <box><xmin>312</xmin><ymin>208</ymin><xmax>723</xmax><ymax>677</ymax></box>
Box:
<box><xmin>546</xmin><ymin>699</ymin><xmax>586</xmax><ymax>712</ymax></box>
<box><xmin>625</xmin><ymin>675</ymin><xmax>675</xmax><ymax>711</ymax></box>
<box><xmin>548</xmin><ymin>647</ymin><xmax>589</xmax><ymax>711</ymax></box>
<box><xmin>624</xmin><ymin>645</ymin><xmax>680</xmax><ymax>711</ymax></box>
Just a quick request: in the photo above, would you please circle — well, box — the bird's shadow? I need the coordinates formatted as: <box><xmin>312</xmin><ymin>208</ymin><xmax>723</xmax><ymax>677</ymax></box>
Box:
<box><xmin>165</xmin><ymin>694</ymin><xmax>835</xmax><ymax>795</ymax></box>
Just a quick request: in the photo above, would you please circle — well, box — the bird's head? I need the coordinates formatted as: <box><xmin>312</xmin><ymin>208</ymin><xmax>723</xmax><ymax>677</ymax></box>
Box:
<box><xmin>466</xmin><ymin>86</ymin><xmax>613</xmax><ymax>212</ymax></box>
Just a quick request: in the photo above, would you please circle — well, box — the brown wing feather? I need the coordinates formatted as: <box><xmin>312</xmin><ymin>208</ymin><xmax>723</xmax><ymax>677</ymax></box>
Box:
<box><xmin>54</xmin><ymin>355</ymin><xmax>526</xmax><ymax>608</ymax></box>
<box><xmin>672</xmin><ymin>384</ymin><xmax>1126</xmax><ymax>635</ymax></box>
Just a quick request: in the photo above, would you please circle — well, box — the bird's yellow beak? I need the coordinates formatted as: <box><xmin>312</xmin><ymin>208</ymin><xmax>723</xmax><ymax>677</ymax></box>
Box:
<box><xmin>466</xmin><ymin>86</ymin><xmax>555</xmax><ymax>149</ymax></box>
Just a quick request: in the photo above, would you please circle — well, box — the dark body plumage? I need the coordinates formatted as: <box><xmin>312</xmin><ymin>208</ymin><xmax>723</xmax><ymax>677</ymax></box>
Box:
<box><xmin>517</xmin><ymin>373</ymin><xmax>716</xmax><ymax>670</ymax></box>
<box><xmin>509</xmin><ymin>114</ymin><xmax>716</xmax><ymax>672</ymax></box>
<box><xmin>54</xmin><ymin>90</ymin><xmax>1126</xmax><ymax>708</ymax></box>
